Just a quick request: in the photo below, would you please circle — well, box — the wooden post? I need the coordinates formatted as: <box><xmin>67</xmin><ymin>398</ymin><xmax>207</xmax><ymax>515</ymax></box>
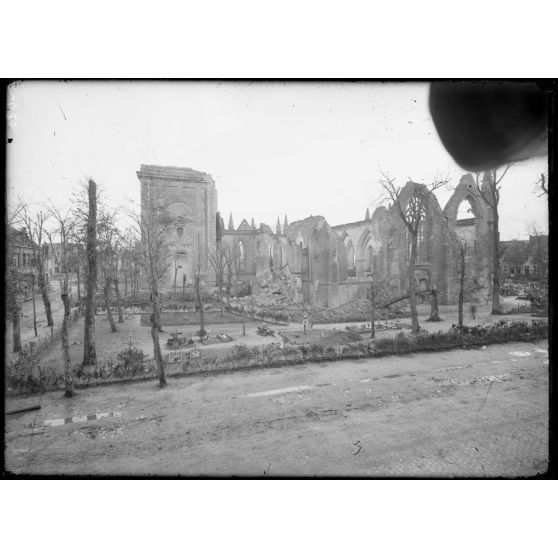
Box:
<box><xmin>458</xmin><ymin>244</ymin><xmax>465</xmax><ymax>327</ymax></box>
<box><xmin>369</xmin><ymin>277</ymin><xmax>376</xmax><ymax>339</ymax></box>
<box><xmin>196</xmin><ymin>234</ymin><xmax>205</xmax><ymax>339</ymax></box>
<box><xmin>31</xmin><ymin>274</ymin><xmax>37</xmax><ymax>337</ymax></box>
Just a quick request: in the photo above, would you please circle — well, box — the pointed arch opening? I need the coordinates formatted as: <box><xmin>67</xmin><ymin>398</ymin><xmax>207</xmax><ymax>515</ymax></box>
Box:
<box><xmin>346</xmin><ymin>240</ymin><xmax>356</xmax><ymax>277</ymax></box>
<box><xmin>455</xmin><ymin>196</ymin><xmax>477</xmax><ymax>246</ymax></box>
<box><xmin>238</xmin><ymin>240</ymin><xmax>245</xmax><ymax>269</ymax></box>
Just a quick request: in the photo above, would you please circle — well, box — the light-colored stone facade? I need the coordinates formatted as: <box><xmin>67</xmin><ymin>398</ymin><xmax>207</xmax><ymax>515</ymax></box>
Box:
<box><xmin>137</xmin><ymin>165</ymin><xmax>217</xmax><ymax>288</ymax></box>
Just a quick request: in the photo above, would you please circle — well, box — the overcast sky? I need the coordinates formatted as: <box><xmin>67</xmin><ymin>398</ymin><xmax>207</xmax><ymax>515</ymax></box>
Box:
<box><xmin>7</xmin><ymin>80</ymin><xmax>548</xmax><ymax>239</ymax></box>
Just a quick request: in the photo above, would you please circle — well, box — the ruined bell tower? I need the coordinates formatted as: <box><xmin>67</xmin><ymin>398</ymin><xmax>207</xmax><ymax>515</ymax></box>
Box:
<box><xmin>137</xmin><ymin>165</ymin><xmax>217</xmax><ymax>288</ymax></box>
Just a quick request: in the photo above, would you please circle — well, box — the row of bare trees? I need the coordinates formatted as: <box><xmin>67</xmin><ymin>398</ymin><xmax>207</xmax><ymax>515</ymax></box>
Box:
<box><xmin>8</xmin><ymin>178</ymin><xmax>169</xmax><ymax>394</ymax></box>
<box><xmin>8</xmin><ymin>173</ymin><xmax>231</xmax><ymax>393</ymax></box>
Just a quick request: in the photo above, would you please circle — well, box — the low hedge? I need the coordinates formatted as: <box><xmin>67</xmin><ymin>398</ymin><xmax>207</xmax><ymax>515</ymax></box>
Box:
<box><xmin>6</xmin><ymin>320</ymin><xmax>547</xmax><ymax>396</ymax></box>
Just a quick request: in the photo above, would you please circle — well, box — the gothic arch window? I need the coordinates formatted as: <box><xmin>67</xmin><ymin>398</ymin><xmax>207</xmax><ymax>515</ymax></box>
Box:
<box><xmin>347</xmin><ymin>242</ymin><xmax>355</xmax><ymax>276</ymax></box>
<box><xmin>269</xmin><ymin>243</ymin><xmax>274</xmax><ymax>271</ymax></box>
<box><xmin>455</xmin><ymin>197</ymin><xmax>477</xmax><ymax>248</ymax></box>
<box><xmin>176</xmin><ymin>226</ymin><xmax>184</xmax><ymax>239</ymax></box>
<box><xmin>279</xmin><ymin>246</ymin><xmax>284</xmax><ymax>268</ymax></box>
<box><xmin>456</xmin><ymin>197</ymin><xmax>475</xmax><ymax>221</ymax></box>
<box><xmin>367</xmin><ymin>245</ymin><xmax>373</xmax><ymax>272</ymax></box>
<box><xmin>238</xmin><ymin>241</ymin><xmax>245</xmax><ymax>269</ymax></box>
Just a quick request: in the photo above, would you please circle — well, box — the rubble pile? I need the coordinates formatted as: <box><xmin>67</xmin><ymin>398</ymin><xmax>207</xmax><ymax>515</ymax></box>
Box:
<box><xmin>229</xmin><ymin>276</ymin><xmax>411</xmax><ymax>324</ymax></box>
<box><xmin>231</xmin><ymin>278</ymin><xmax>307</xmax><ymax>320</ymax></box>
<box><xmin>309</xmin><ymin>299</ymin><xmax>409</xmax><ymax>324</ymax></box>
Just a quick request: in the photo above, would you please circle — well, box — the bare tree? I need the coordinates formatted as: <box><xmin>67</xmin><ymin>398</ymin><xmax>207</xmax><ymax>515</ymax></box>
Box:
<box><xmin>44</xmin><ymin>203</ymin><xmax>75</xmax><ymax>397</ymax></box>
<box><xmin>527</xmin><ymin>224</ymin><xmax>548</xmax><ymax>285</ymax></box>
<box><xmin>6</xmin><ymin>266</ymin><xmax>23</xmax><ymax>353</ymax></box>
<box><xmin>120</xmin><ymin>229</ymin><xmax>143</xmax><ymax>299</ymax></box>
<box><xmin>66</xmin><ymin>226</ymin><xmax>86</xmax><ymax>307</ymax></box>
<box><xmin>173</xmin><ymin>257</ymin><xmax>180</xmax><ymax>298</ymax></box>
<box><xmin>82</xmin><ymin>179</ymin><xmax>98</xmax><ymax>366</ymax></box>
<box><xmin>208</xmin><ymin>244</ymin><xmax>228</xmax><ymax>315</ymax></box>
<box><xmin>378</xmin><ymin>171</ymin><xmax>448</xmax><ymax>333</ymax></box>
<box><xmin>7</xmin><ymin>204</ymin><xmax>25</xmax><ymax>352</ymax></box>
<box><xmin>8</xmin><ymin>199</ymin><xmax>26</xmax><ymax>227</ymax></box>
<box><xmin>195</xmin><ymin>235</ymin><xmax>206</xmax><ymax>338</ymax></box>
<box><xmin>18</xmin><ymin>205</ymin><xmax>54</xmax><ymax>327</ymax></box>
<box><xmin>127</xmin><ymin>192</ymin><xmax>174</xmax><ymax>388</ymax></box>
<box><xmin>113</xmin><ymin>241</ymin><xmax>124</xmax><ymax>323</ymax></box>
<box><xmin>475</xmin><ymin>164</ymin><xmax>513</xmax><ymax>314</ymax></box>
<box><xmin>456</xmin><ymin>241</ymin><xmax>486</xmax><ymax>326</ymax></box>
<box><xmin>367</xmin><ymin>276</ymin><xmax>394</xmax><ymax>337</ymax></box>
<box><xmin>367</xmin><ymin>277</ymin><xmax>377</xmax><ymax>338</ymax></box>
<box><xmin>223</xmin><ymin>242</ymin><xmax>241</xmax><ymax>309</ymax></box>
<box><xmin>97</xmin><ymin>210</ymin><xmax>121</xmax><ymax>332</ymax></box>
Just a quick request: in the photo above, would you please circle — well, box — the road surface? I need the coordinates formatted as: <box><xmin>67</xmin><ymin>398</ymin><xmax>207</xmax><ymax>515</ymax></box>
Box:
<box><xmin>5</xmin><ymin>340</ymin><xmax>549</xmax><ymax>477</ymax></box>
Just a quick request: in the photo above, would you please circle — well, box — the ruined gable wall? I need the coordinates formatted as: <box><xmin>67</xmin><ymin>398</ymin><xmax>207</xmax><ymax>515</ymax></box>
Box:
<box><xmin>443</xmin><ymin>174</ymin><xmax>492</xmax><ymax>302</ymax></box>
<box><xmin>385</xmin><ymin>182</ymin><xmax>451</xmax><ymax>303</ymax></box>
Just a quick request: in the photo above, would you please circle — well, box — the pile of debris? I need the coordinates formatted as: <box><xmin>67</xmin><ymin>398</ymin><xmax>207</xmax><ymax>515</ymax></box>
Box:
<box><xmin>231</xmin><ymin>278</ymin><xmax>409</xmax><ymax>325</ymax></box>
<box><xmin>310</xmin><ymin>299</ymin><xmax>409</xmax><ymax>324</ymax></box>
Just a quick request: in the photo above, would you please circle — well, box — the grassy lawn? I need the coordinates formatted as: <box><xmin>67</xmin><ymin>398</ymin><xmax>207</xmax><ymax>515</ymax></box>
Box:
<box><xmin>139</xmin><ymin>311</ymin><xmax>246</xmax><ymax>327</ymax></box>
<box><xmin>13</xmin><ymin>296</ymin><xmax>541</xmax><ymax>370</ymax></box>
<box><xmin>34</xmin><ymin>312</ymin><xmax>262</xmax><ymax>367</ymax></box>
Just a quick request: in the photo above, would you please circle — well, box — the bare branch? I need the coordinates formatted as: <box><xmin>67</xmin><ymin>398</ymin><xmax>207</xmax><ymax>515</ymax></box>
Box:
<box><xmin>535</xmin><ymin>173</ymin><xmax>548</xmax><ymax>197</ymax></box>
<box><xmin>494</xmin><ymin>162</ymin><xmax>514</xmax><ymax>187</ymax></box>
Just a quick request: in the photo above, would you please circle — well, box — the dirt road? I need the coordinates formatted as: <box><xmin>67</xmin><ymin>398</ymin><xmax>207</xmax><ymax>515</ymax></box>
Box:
<box><xmin>5</xmin><ymin>340</ymin><xmax>548</xmax><ymax>477</ymax></box>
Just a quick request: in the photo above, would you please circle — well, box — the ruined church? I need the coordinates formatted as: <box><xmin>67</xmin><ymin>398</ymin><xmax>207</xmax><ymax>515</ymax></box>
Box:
<box><xmin>138</xmin><ymin>165</ymin><xmax>492</xmax><ymax>306</ymax></box>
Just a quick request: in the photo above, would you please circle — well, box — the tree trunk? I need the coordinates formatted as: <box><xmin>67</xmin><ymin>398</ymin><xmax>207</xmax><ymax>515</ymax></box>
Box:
<box><xmin>114</xmin><ymin>278</ymin><xmax>124</xmax><ymax>323</ymax></box>
<box><xmin>458</xmin><ymin>245</ymin><xmax>465</xmax><ymax>327</ymax></box>
<box><xmin>491</xmin><ymin>210</ymin><xmax>501</xmax><ymax>314</ymax></box>
<box><xmin>408</xmin><ymin>238</ymin><xmax>419</xmax><ymax>334</ymax></box>
<box><xmin>76</xmin><ymin>267</ymin><xmax>81</xmax><ymax>302</ymax></box>
<box><xmin>12</xmin><ymin>307</ymin><xmax>21</xmax><ymax>352</ymax></box>
<box><xmin>104</xmin><ymin>276</ymin><xmax>118</xmax><ymax>332</ymax></box>
<box><xmin>83</xmin><ymin>179</ymin><xmax>97</xmax><ymax>366</ymax></box>
<box><xmin>196</xmin><ymin>275</ymin><xmax>205</xmax><ymax>338</ymax></box>
<box><xmin>218</xmin><ymin>282</ymin><xmax>224</xmax><ymax>315</ymax></box>
<box><xmin>182</xmin><ymin>274</ymin><xmax>186</xmax><ymax>300</ymax></box>
<box><xmin>173</xmin><ymin>265</ymin><xmax>178</xmax><ymax>298</ymax></box>
<box><xmin>369</xmin><ymin>282</ymin><xmax>376</xmax><ymax>338</ymax></box>
<box><xmin>37</xmin><ymin>270</ymin><xmax>54</xmax><ymax>327</ymax></box>
<box><xmin>31</xmin><ymin>275</ymin><xmax>38</xmax><ymax>337</ymax></box>
<box><xmin>61</xmin><ymin>292</ymin><xmax>73</xmax><ymax>397</ymax></box>
<box><xmin>150</xmin><ymin>294</ymin><xmax>166</xmax><ymax>388</ymax></box>
<box><xmin>225</xmin><ymin>276</ymin><xmax>232</xmax><ymax>310</ymax></box>
<box><xmin>155</xmin><ymin>294</ymin><xmax>163</xmax><ymax>332</ymax></box>
<box><xmin>123</xmin><ymin>271</ymin><xmax>128</xmax><ymax>301</ymax></box>
<box><xmin>429</xmin><ymin>288</ymin><xmax>440</xmax><ymax>321</ymax></box>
